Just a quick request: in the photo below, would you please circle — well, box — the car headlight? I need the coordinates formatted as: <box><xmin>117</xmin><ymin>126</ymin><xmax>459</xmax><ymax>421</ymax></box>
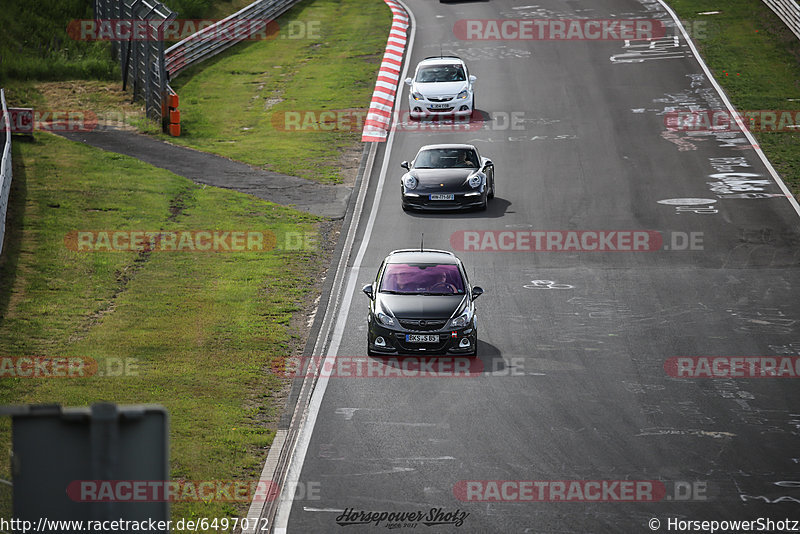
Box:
<box><xmin>468</xmin><ymin>173</ymin><xmax>484</xmax><ymax>189</ymax></box>
<box><xmin>403</xmin><ymin>175</ymin><xmax>418</xmax><ymax>190</ymax></box>
<box><xmin>377</xmin><ymin>312</ymin><xmax>395</xmax><ymax>327</ymax></box>
<box><xmin>411</xmin><ymin>92</ymin><xmax>424</xmax><ymax>101</ymax></box>
<box><xmin>450</xmin><ymin>310</ymin><xmax>472</xmax><ymax>328</ymax></box>
<box><xmin>457</xmin><ymin>89</ymin><xmax>469</xmax><ymax>99</ymax></box>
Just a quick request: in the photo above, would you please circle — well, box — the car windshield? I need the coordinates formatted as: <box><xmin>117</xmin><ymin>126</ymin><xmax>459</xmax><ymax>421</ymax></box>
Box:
<box><xmin>416</xmin><ymin>64</ymin><xmax>466</xmax><ymax>83</ymax></box>
<box><xmin>414</xmin><ymin>148</ymin><xmax>479</xmax><ymax>169</ymax></box>
<box><xmin>379</xmin><ymin>263</ymin><xmax>465</xmax><ymax>295</ymax></box>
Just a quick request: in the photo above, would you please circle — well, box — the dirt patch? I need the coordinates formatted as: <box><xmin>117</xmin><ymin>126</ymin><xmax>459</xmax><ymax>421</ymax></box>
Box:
<box><xmin>66</xmin><ymin>185</ymin><xmax>191</xmax><ymax>345</ymax></box>
<box><xmin>264</xmin><ymin>95</ymin><xmax>284</xmax><ymax>111</ymax></box>
<box><xmin>352</xmin><ymin>53</ymin><xmax>383</xmax><ymax>64</ymax></box>
<box><xmin>25</xmin><ymin>80</ymin><xmax>148</xmax><ymax>132</ymax></box>
<box><xmin>338</xmin><ymin>143</ymin><xmax>363</xmax><ymax>188</ymax></box>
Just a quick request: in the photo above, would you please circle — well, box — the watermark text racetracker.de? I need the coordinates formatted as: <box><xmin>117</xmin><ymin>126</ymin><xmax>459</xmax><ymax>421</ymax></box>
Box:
<box><xmin>454</xmin><ymin>480</ymin><xmax>709</xmax><ymax>502</ymax></box>
<box><xmin>450</xmin><ymin>230</ymin><xmax>704</xmax><ymax>252</ymax></box>
<box><xmin>454</xmin><ymin>19</ymin><xmax>666</xmax><ymax>40</ymax></box>
<box><xmin>273</xmin><ymin>356</ymin><xmax>484</xmax><ymax>379</ymax></box>
<box><xmin>665</xmin><ymin>357</ymin><xmax>800</xmax><ymax>378</ymax></box>
<box><xmin>68</xmin><ymin>18</ymin><xmax>321</xmax><ymax>41</ymax></box>
<box><xmin>665</xmin><ymin>110</ymin><xmax>800</xmax><ymax>133</ymax></box>
<box><xmin>271</xmin><ymin>109</ymin><xmax>527</xmax><ymax>133</ymax></box>
<box><xmin>64</xmin><ymin>230</ymin><xmax>319</xmax><ymax>252</ymax></box>
<box><xmin>68</xmin><ymin>479</ymin><xmax>320</xmax><ymax>502</ymax></box>
<box><xmin>65</xmin><ymin>230</ymin><xmax>274</xmax><ymax>252</ymax></box>
<box><xmin>0</xmin><ymin>356</ymin><xmax>139</xmax><ymax>378</ymax></box>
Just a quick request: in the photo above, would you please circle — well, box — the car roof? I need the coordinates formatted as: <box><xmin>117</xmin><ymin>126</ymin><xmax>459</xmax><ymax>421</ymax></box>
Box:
<box><xmin>418</xmin><ymin>56</ymin><xmax>464</xmax><ymax>66</ymax></box>
<box><xmin>386</xmin><ymin>249</ymin><xmax>460</xmax><ymax>265</ymax></box>
<box><xmin>417</xmin><ymin>144</ymin><xmax>477</xmax><ymax>151</ymax></box>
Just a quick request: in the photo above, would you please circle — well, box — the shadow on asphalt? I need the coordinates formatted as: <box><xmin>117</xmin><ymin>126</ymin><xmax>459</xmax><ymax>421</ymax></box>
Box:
<box><xmin>361</xmin><ymin>338</ymin><xmax>503</xmax><ymax>377</ymax></box>
<box><xmin>402</xmin><ymin>197</ymin><xmax>512</xmax><ymax>219</ymax></box>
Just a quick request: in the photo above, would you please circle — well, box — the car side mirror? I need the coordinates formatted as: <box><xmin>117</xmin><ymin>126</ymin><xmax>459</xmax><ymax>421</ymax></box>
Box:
<box><xmin>405</xmin><ymin>77</ymin><xmax>413</xmax><ymax>86</ymax></box>
<box><xmin>400</xmin><ymin>161</ymin><xmax>410</xmax><ymax>170</ymax></box>
<box><xmin>483</xmin><ymin>159</ymin><xmax>493</xmax><ymax>168</ymax></box>
<box><xmin>469</xmin><ymin>75</ymin><xmax>477</xmax><ymax>84</ymax></box>
<box><xmin>362</xmin><ymin>284</ymin><xmax>374</xmax><ymax>299</ymax></box>
<box><xmin>471</xmin><ymin>286</ymin><xmax>484</xmax><ymax>299</ymax></box>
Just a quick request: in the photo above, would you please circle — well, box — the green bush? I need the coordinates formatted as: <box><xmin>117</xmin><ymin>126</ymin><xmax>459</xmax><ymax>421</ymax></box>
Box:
<box><xmin>0</xmin><ymin>0</ymin><xmax>235</xmax><ymax>82</ymax></box>
<box><xmin>0</xmin><ymin>0</ymin><xmax>116</xmax><ymax>81</ymax></box>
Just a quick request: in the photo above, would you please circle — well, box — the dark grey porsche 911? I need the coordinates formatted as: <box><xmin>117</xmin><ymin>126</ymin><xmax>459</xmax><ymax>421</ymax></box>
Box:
<box><xmin>362</xmin><ymin>249</ymin><xmax>484</xmax><ymax>357</ymax></box>
<box><xmin>400</xmin><ymin>144</ymin><xmax>495</xmax><ymax>211</ymax></box>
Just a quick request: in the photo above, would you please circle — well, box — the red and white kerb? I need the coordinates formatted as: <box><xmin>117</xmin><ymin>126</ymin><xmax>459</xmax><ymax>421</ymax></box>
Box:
<box><xmin>362</xmin><ymin>0</ymin><xmax>409</xmax><ymax>142</ymax></box>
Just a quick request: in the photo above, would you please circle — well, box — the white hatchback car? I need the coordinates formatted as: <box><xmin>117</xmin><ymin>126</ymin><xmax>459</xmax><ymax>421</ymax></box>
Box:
<box><xmin>405</xmin><ymin>56</ymin><xmax>476</xmax><ymax>120</ymax></box>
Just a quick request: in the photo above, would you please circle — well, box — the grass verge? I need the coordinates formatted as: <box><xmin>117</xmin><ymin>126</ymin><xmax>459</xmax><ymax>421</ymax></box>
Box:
<box><xmin>164</xmin><ymin>0</ymin><xmax>392</xmax><ymax>183</ymax></box>
<box><xmin>667</xmin><ymin>0</ymin><xmax>800</xmax><ymax>197</ymax></box>
<box><xmin>0</xmin><ymin>132</ymin><xmax>333</xmax><ymax>528</ymax></box>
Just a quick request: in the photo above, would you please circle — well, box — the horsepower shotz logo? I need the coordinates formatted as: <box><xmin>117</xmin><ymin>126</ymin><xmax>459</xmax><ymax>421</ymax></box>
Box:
<box><xmin>335</xmin><ymin>508</ymin><xmax>469</xmax><ymax>527</ymax></box>
<box><xmin>454</xmin><ymin>19</ymin><xmax>666</xmax><ymax>40</ymax></box>
<box><xmin>450</xmin><ymin>230</ymin><xmax>664</xmax><ymax>252</ymax></box>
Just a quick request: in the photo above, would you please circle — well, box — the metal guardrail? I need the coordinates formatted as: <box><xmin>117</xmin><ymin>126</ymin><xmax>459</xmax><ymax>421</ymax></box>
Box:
<box><xmin>0</xmin><ymin>89</ymin><xmax>12</xmax><ymax>255</ymax></box>
<box><xmin>93</xmin><ymin>0</ymin><xmax>302</xmax><ymax>133</ymax></box>
<box><xmin>763</xmin><ymin>0</ymin><xmax>800</xmax><ymax>40</ymax></box>
<box><xmin>165</xmin><ymin>0</ymin><xmax>301</xmax><ymax>78</ymax></box>
<box><xmin>94</xmin><ymin>0</ymin><xmax>176</xmax><ymax>129</ymax></box>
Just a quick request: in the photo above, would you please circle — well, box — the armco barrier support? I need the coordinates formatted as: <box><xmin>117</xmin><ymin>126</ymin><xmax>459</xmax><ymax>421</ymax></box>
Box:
<box><xmin>167</xmin><ymin>88</ymin><xmax>180</xmax><ymax>137</ymax></box>
<box><xmin>0</xmin><ymin>89</ymin><xmax>12</xmax><ymax>256</ymax></box>
<box><xmin>94</xmin><ymin>0</ymin><xmax>176</xmax><ymax>132</ymax></box>
<box><xmin>95</xmin><ymin>0</ymin><xmax>303</xmax><ymax>136</ymax></box>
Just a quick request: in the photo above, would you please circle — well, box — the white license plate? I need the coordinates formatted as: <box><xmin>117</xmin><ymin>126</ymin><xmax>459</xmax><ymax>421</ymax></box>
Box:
<box><xmin>429</xmin><ymin>194</ymin><xmax>454</xmax><ymax>201</ymax></box>
<box><xmin>429</xmin><ymin>103</ymin><xmax>450</xmax><ymax>109</ymax></box>
<box><xmin>406</xmin><ymin>334</ymin><xmax>439</xmax><ymax>343</ymax></box>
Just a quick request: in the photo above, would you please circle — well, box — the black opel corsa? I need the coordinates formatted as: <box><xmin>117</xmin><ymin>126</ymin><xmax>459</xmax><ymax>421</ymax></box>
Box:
<box><xmin>362</xmin><ymin>249</ymin><xmax>484</xmax><ymax>357</ymax></box>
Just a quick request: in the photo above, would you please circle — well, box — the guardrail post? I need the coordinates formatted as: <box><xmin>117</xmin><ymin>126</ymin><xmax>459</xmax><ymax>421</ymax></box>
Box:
<box><xmin>104</xmin><ymin>0</ymin><xmax>173</xmax><ymax>126</ymax></box>
<box><xmin>0</xmin><ymin>89</ymin><xmax>12</xmax><ymax>256</ymax></box>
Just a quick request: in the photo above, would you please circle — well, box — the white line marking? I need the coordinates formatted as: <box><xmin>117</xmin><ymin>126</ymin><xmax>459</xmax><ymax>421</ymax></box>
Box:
<box><xmin>655</xmin><ymin>0</ymin><xmax>800</xmax><ymax>218</ymax></box>
<box><xmin>303</xmin><ymin>507</ymin><xmax>346</xmax><ymax>513</ymax></box>
<box><xmin>272</xmin><ymin>2</ymin><xmax>416</xmax><ymax>532</ymax></box>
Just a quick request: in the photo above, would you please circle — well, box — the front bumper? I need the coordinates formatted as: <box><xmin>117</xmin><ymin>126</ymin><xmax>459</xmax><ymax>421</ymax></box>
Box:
<box><xmin>402</xmin><ymin>190</ymin><xmax>486</xmax><ymax>211</ymax></box>
<box><xmin>368</xmin><ymin>317</ymin><xmax>477</xmax><ymax>355</ymax></box>
<box><xmin>408</xmin><ymin>96</ymin><xmax>473</xmax><ymax>118</ymax></box>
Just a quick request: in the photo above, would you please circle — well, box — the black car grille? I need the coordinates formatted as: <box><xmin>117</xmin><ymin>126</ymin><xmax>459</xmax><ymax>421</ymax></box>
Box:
<box><xmin>427</xmin><ymin>96</ymin><xmax>453</xmax><ymax>102</ymax></box>
<box><xmin>398</xmin><ymin>319</ymin><xmax>448</xmax><ymax>331</ymax></box>
<box><xmin>394</xmin><ymin>332</ymin><xmax>450</xmax><ymax>353</ymax></box>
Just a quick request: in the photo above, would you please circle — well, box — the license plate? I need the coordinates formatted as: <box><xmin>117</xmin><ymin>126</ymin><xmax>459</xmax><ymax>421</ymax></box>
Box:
<box><xmin>406</xmin><ymin>334</ymin><xmax>439</xmax><ymax>343</ymax></box>
<box><xmin>429</xmin><ymin>194</ymin><xmax>454</xmax><ymax>201</ymax></box>
<box><xmin>429</xmin><ymin>103</ymin><xmax>450</xmax><ymax>109</ymax></box>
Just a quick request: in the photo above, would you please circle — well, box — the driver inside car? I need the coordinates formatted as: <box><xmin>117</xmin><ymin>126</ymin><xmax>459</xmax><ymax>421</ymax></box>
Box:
<box><xmin>429</xmin><ymin>271</ymin><xmax>457</xmax><ymax>293</ymax></box>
